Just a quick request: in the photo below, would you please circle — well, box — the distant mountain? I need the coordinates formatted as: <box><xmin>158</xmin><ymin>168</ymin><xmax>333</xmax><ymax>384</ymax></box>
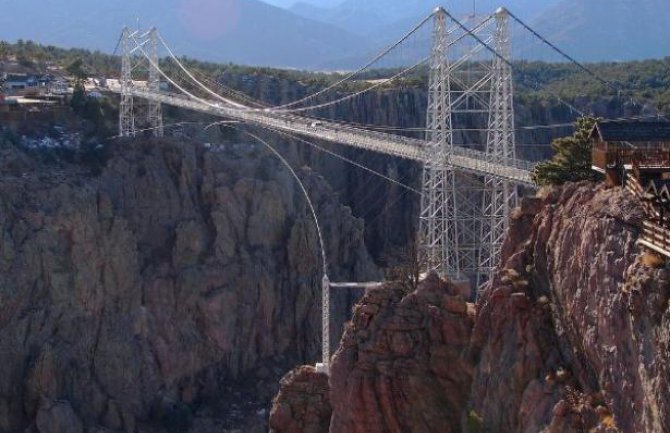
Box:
<box><xmin>1</xmin><ymin>0</ymin><xmax>667</xmax><ymax>69</ymax></box>
<box><xmin>290</xmin><ymin>0</ymin><xmax>435</xmax><ymax>35</ymax></box>
<box><xmin>531</xmin><ymin>0</ymin><xmax>670</xmax><ymax>61</ymax></box>
<box><xmin>290</xmin><ymin>0</ymin><xmax>560</xmax><ymax>36</ymax></box>
<box><xmin>0</xmin><ymin>0</ymin><xmax>370</xmax><ymax>69</ymax></box>
<box><xmin>266</xmin><ymin>0</ymin><xmax>343</xmax><ymax>8</ymax></box>
<box><xmin>291</xmin><ymin>0</ymin><xmax>668</xmax><ymax>64</ymax></box>
<box><xmin>289</xmin><ymin>0</ymin><xmax>565</xmax><ymax>68</ymax></box>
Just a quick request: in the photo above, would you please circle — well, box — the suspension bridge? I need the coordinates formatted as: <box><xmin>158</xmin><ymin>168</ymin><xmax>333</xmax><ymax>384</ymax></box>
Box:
<box><xmin>108</xmin><ymin>6</ymin><xmax>618</xmax><ymax>373</ymax></box>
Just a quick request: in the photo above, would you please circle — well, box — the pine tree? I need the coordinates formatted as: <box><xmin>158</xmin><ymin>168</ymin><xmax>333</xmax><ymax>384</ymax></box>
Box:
<box><xmin>531</xmin><ymin>116</ymin><xmax>598</xmax><ymax>186</ymax></box>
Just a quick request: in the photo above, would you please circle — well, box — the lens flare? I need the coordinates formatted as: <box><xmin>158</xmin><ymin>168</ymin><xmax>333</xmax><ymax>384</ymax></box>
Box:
<box><xmin>177</xmin><ymin>0</ymin><xmax>241</xmax><ymax>40</ymax></box>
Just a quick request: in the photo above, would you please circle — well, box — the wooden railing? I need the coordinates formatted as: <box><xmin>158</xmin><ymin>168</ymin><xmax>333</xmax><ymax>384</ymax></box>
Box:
<box><xmin>640</xmin><ymin>220</ymin><xmax>670</xmax><ymax>258</ymax></box>
<box><xmin>625</xmin><ymin>175</ymin><xmax>660</xmax><ymax>219</ymax></box>
<box><xmin>593</xmin><ymin>147</ymin><xmax>670</xmax><ymax>170</ymax></box>
<box><xmin>626</xmin><ymin>172</ymin><xmax>670</xmax><ymax>258</ymax></box>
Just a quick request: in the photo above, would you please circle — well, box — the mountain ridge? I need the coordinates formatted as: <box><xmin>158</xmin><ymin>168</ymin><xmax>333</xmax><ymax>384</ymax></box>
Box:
<box><xmin>0</xmin><ymin>0</ymin><xmax>370</xmax><ymax>69</ymax></box>
<box><xmin>1</xmin><ymin>0</ymin><xmax>668</xmax><ymax>68</ymax></box>
<box><xmin>530</xmin><ymin>0</ymin><xmax>670</xmax><ymax>61</ymax></box>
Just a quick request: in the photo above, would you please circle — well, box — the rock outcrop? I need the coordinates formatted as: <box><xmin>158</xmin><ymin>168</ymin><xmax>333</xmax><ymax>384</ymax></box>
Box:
<box><xmin>269</xmin><ymin>366</ymin><xmax>331</xmax><ymax>433</ymax></box>
<box><xmin>0</xmin><ymin>138</ymin><xmax>378</xmax><ymax>432</ymax></box>
<box><xmin>468</xmin><ymin>183</ymin><xmax>643</xmax><ymax>433</ymax></box>
<box><xmin>471</xmin><ymin>182</ymin><xmax>669</xmax><ymax>433</ymax></box>
<box><xmin>328</xmin><ymin>273</ymin><xmax>474</xmax><ymax>433</ymax></box>
<box><xmin>271</xmin><ymin>182</ymin><xmax>670</xmax><ymax>433</ymax></box>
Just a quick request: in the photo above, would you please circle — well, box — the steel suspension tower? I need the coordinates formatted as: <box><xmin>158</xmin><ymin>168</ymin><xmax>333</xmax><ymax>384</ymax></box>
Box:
<box><xmin>419</xmin><ymin>7</ymin><xmax>459</xmax><ymax>278</ymax></box>
<box><xmin>119</xmin><ymin>27</ymin><xmax>135</xmax><ymax>137</ymax></box>
<box><xmin>147</xmin><ymin>28</ymin><xmax>164</xmax><ymax>137</ymax></box>
<box><xmin>478</xmin><ymin>7</ymin><xmax>517</xmax><ymax>285</ymax></box>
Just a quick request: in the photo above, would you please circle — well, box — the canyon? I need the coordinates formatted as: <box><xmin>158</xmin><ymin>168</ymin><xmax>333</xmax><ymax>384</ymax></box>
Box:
<box><xmin>0</xmin><ymin>72</ymin><xmax>667</xmax><ymax>432</ymax></box>
<box><xmin>0</xmin><ymin>137</ymin><xmax>378</xmax><ymax>432</ymax></box>
<box><xmin>271</xmin><ymin>183</ymin><xmax>670</xmax><ymax>433</ymax></box>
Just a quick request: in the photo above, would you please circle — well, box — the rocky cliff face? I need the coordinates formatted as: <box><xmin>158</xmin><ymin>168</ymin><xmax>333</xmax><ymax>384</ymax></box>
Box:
<box><xmin>271</xmin><ymin>182</ymin><xmax>670</xmax><ymax>433</ymax></box>
<box><xmin>328</xmin><ymin>274</ymin><xmax>474</xmax><ymax>433</ymax></box>
<box><xmin>270</xmin><ymin>274</ymin><xmax>474</xmax><ymax>433</ymax></box>
<box><xmin>269</xmin><ymin>366</ymin><xmax>331</xmax><ymax>433</ymax></box>
<box><xmin>473</xmin><ymin>182</ymin><xmax>669</xmax><ymax>433</ymax></box>
<box><xmin>0</xmin><ymin>137</ymin><xmax>378</xmax><ymax>433</ymax></box>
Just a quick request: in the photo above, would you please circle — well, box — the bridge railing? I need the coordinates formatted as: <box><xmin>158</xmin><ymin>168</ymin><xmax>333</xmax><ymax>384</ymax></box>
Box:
<box><xmin>277</xmin><ymin>112</ymin><xmax>537</xmax><ymax>172</ymax></box>
<box><xmin>128</xmin><ymin>88</ymin><xmax>536</xmax><ymax>184</ymax></box>
<box><xmin>450</xmin><ymin>145</ymin><xmax>537</xmax><ymax>173</ymax></box>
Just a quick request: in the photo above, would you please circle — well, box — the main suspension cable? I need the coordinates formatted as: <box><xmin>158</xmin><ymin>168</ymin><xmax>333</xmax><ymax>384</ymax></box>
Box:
<box><xmin>150</xmin><ymin>12</ymin><xmax>494</xmax><ymax>116</ymax></box>
<box><xmin>214</xmin><ymin>124</ymin><xmax>329</xmax><ymax>275</ymax></box>
<box><xmin>268</xmin><ymin>11</ymin><xmax>435</xmax><ymax>111</ymax></box>
<box><xmin>505</xmin><ymin>10</ymin><xmax>612</xmax><ymax>89</ymax></box>
<box><xmin>440</xmin><ymin>9</ymin><xmax>586</xmax><ymax>117</ymax></box>
<box><xmin>156</xmin><ymin>31</ymin><xmax>246</xmax><ymax>108</ymax></box>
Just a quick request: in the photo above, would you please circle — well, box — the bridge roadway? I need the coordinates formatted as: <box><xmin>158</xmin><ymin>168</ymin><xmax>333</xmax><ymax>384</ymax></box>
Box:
<box><xmin>121</xmin><ymin>88</ymin><xmax>536</xmax><ymax>185</ymax></box>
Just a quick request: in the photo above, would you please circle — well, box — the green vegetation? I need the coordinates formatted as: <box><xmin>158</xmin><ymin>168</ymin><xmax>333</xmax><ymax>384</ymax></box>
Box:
<box><xmin>67</xmin><ymin>58</ymin><xmax>91</xmax><ymax>114</ymax></box>
<box><xmin>66</xmin><ymin>58</ymin><xmax>89</xmax><ymax>84</ymax></box>
<box><xmin>514</xmin><ymin>59</ymin><xmax>670</xmax><ymax>112</ymax></box>
<box><xmin>531</xmin><ymin>117</ymin><xmax>598</xmax><ymax>186</ymax></box>
<box><xmin>1</xmin><ymin>39</ymin><xmax>119</xmax><ymax>76</ymax></box>
<box><xmin>466</xmin><ymin>410</ymin><xmax>487</xmax><ymax>433</ymax></box>
<box><xmin>2</xmin><ymin>39</ymin><xmax>669</xmax><ymax>181</ymax></box>
<box><xmin>2</xmin><ymin>39</ymin><xmax>670</xmax><ymax>111</ymax></box>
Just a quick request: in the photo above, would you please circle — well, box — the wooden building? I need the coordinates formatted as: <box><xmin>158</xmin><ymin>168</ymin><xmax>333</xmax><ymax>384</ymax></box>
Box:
<box><xmin>592</xmin><ymin>121</ymin><xmax>670</xmax><ymax>259</ymax></box>
<box><xmin>590</xmin><ymin>121</ymin><xmax>670</xmax><ymax>186</ymax></box>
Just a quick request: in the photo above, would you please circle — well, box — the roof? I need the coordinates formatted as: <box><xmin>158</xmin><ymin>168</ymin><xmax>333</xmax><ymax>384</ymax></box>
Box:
<box><xmin>4</xmin><ymin>96</ymin><xmax>56</xmax><ymax>105</ymax></box>
<box><xmin>590</xmin><ymin>121</ymin><xmax>670</xmax><ymax>142</ymax></box>
<box><xmin>645</xmin><ymin>179</ymin><xmax>670</xmax><ymax>203</ymax></box>
<box><xmin>4</xmin><ymin>74</ymin><xmax>37</xmax><ymax>83</ymax></box>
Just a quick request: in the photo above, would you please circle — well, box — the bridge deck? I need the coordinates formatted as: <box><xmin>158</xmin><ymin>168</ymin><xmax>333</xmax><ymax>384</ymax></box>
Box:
<box><xmin>117</xmin><ymin>88</ymin><xmax>536</xmax><ymax>185</ymax></box>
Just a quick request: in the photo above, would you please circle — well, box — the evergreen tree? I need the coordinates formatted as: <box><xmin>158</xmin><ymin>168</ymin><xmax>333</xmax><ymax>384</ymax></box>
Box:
<box><xmin>66</xmin><ymin>58</ymin><xmax>88</xmax><ymax>85</ymax></box>
<box><xmin>531</xmin><ymin>116</ymin><xmax>598</xmax><ymax>186</ymax></box>
<box><xmin>67</xmin><ymin>58</ymin><xmax>89</xmax><ymax>112</ymax></box>
<box><xmin>0</xmin><ymin>41</ymin><xmax>9</xmax><ymax>60</ymax></box>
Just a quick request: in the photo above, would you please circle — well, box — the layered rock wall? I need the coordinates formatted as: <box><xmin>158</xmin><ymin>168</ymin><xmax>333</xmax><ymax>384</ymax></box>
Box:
<box><xmin>0</xmin><ymin>139</ymin><xmax>378</xmax><ymax>432</ymax></box>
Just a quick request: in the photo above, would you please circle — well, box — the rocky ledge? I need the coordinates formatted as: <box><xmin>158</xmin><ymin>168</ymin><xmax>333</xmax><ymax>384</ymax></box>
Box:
<box><xmin>271</xmin><ymin>182</ymin><xmax>670</xmax><ymax>433</ymax></box>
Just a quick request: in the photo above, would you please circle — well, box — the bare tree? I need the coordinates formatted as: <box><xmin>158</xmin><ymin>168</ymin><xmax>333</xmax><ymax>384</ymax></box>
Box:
<box><xmin>384</xmin><ymin>235</ymin><xmax>426</xmax><ymax>293</ymax></box>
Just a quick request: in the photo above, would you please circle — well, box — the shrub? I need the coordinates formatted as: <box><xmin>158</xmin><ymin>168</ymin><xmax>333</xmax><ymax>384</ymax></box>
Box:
<box><xmin>384</xmin><ymin>236</ymin><xmax>424</xmax><ymax>293</ymax></box>
<box><xmin>601</xmin><ymin>414</ymin><xmax>617</xmax><ymax>428</ymax></box>
<box><xmin>641</xmin><ymin>251</ymin><xmax>665</xmax><ymax>268</ymax></box>
<box><xmin>466</xmin><ymin>410</ymin><xmax>486</xmax><ymax>433</ymax></box>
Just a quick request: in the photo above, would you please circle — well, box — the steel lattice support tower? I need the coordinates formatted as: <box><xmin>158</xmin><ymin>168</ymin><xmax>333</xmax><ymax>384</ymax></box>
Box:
<box><xmin>147</xmin><ymin>28</ymin><xmax>164</xmax><ymax>137</ymax></box>
<box><xmin>319</xmin><ymin>275</ymin><xmax>330</xmax><ymax>373</ymax></box>
<box><xmin>119</xmin><ymin>27</ymin><xmax>135</xmax><ymax>137</ymax></box>
<box><xmin>478</xmin><ymin>7</ymin><xmax>518</xmax><ymax>285</ymax></box>
<box><xmin>419</xmin><ymin>7</ymin><xmax>460</xmax><ymax>277</ymax></box>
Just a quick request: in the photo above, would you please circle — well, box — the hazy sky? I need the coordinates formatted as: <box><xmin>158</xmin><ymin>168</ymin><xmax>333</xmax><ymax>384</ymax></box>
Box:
<box><xmin>262</xmin><ymin>0</ymin><xmax>343</xmax><ymax>8</ymax></box>
<box><xmin>261</xmin><ymin>0</ymin><xmax>295</xmax><ymax>7</ymax></box>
